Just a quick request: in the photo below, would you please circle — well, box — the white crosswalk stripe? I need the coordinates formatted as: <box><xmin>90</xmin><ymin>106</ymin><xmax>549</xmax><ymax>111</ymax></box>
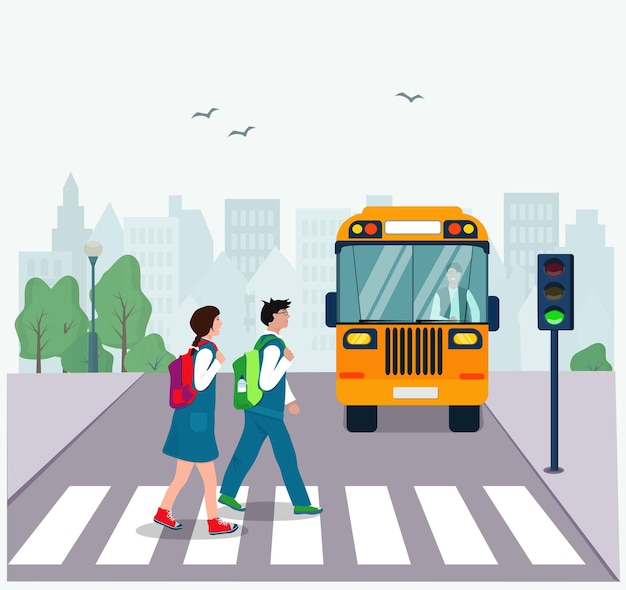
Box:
<box><xmin>484</xmin><ymin>485</ymin><xmax>584</xmax><ymax>565</ymax></box>
<box><xmin>8</xmin><ymin>483</ymin><xmax>588</xmax><ymax>569</ymax></box>
<box><xmin>97</xmin><ymin>486</ymin><xmax>168</xmax><ymax>565</ymax></box>
<box><xmin>345</xmin><ymin>485</ymin><xmax>411</xmax><ymax>565</ymax></box>
<box><xmin>183</xmin><ymin>487</ymin><xmax>249</xmax><ymax>565</ymax></box>
<box><xmin>270</xmin><ymin>486</ymin><xmax>323</xmax><ymax>564</ymax></box>
<box><xmin>9</xmin><ymin>485</ymin><xmax>110</xmax><ymax>565</ymax></box>
<box><xmin>414</xmin><ymin>486</ymin><xmax>497</xmax><ymax>565</ymax></box>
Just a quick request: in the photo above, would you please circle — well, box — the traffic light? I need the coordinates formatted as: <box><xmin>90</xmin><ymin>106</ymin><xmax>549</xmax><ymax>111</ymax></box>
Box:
<box><xmin>537</xmin><ymin>254</ymin><xmax>574</xmax><ymax>330</ymax></box>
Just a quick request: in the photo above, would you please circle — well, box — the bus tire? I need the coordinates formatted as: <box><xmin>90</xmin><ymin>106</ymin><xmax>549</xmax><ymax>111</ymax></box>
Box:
<box><xmin>346</xmin><ymin>405</ymin><xmax>378</xmax><ymax>432</ymax></box>
<box><xmin>449</xmin><ymin>405</ymin><xmax>480</xmax><ymax>432</ymax></box>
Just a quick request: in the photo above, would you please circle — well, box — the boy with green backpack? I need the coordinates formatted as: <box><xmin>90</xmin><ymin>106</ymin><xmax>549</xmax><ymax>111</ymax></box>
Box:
<box><xmin>219</xmin><ymin>298</ymin><xmax>323</xmax><ymax>516</ymax></box>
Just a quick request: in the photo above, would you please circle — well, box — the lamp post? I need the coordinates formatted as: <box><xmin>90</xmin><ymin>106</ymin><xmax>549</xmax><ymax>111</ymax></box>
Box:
<box><xmin>84</xmin><ymin>241</ymin><xmax>103</xmax><ymax>372</ymax></box>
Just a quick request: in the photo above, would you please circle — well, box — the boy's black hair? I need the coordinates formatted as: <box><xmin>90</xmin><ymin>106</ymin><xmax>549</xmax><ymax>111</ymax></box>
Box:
<box><xmin>447</xmin><ymin>262</ymin><xmax>463</xmax><ymax>272</ymax></box>
<box><xmin>261</xmin><ymin>298</ymin><xmax>291</xmax><ymax>326</ymax></box>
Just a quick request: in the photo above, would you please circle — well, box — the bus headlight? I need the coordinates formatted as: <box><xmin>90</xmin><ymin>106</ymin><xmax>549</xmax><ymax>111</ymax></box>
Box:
<box><xmin>448</xmin><ymin>329</ymin><xmax>482</xmax><ymax>349</ymax></box>
<box><xmin>343</xmin><ymin>329</ymin><xmax>378</xmax><ymax>349</ymax></box>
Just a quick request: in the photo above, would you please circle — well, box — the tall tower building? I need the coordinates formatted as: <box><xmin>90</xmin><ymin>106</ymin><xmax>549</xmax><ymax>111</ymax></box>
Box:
<box><xmin>503</xmin><ymin>192</ymin><xmax>559</xmax><ymax>294</ymax></box>
<box><xmin>225</xmin><ymin>199</ymin><xmax>280</xmax><ymax>332</ymax></box>
<box><xmin>50</xmin><ymin>173</ymin><xmax>93</xmax><ymax>309</ymax></box>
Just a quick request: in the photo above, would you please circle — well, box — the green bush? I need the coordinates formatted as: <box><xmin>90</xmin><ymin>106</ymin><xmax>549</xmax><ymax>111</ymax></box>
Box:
<box><xmin>570</xmin><ymin>343</ymin><xmax>613</xmax><ymax>371</ymax></box>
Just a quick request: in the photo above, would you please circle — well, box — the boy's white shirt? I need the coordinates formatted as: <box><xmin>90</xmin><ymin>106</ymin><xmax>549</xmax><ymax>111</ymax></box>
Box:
<box><xmin>194</xmin><ymin>343</ymin><xmax>222</xmax><ymax>391</ymax></box>
<box><xmin>259</xmin><ymin>329</ymin><xmax>296</xmax><ymax>404</ymax></box>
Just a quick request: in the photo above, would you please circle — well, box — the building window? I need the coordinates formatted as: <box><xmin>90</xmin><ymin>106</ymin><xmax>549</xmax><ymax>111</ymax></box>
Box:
<box><xmin>258</xmin><ymin>233</ymin><xmax>265</xmax><ymax>249</ymax></box>
<box><xmin>538</xmin><ymin>227</ymin><xmax>544</xmax><ymax>242</ymax></box>
<box><xmin>546</xmin><ymin>204</ymin><xmax>554</xmax><ymax>220</ymax></box>
<box><xmin>249</xmin><ymin>210</ymin><xmax>256</xmax><ymax>226</ymax></box>
<box><xmin>149</xmin><ymin>251</ymin><xmax>155</xmax><ymax>266</ymax></box>
<box><xmin>167</xmin><ymin>298</ymin><xmax>172</xmax><ymax>313</ymax></box>
<box><xmin>167</xmin><ymin>229</ymin><xmax>172</xmax><ymax>243</ymax></box>
<box><xmin>303</xmin><ymin>266</ymin><xmax>308</xmax><ymax>281</ymax></box>
<box><xmin>528</xmin><ymin>227</ymin><xmax>535</xmax><ymax>242</ymax></box>
<box><xmin>249</xmin><ymin>256</ymin><xmax>255</xmax><ymax>272</ymax></box>
<box><xmin>528</xmin><ymin>205</ymin><xmax>535</xmax><ymax>221</ymax></box>
<box><xmin>158</xmin><ymin>275</ymin><xmax>164</xmax><ymax>289</ymax></box>
<box><xmin>131</xmin><ymin>229</ymin><xmax>137</xmax><ymax>243</ymax></box>
<box><xmin>240</xmin><ymin>233</ymin><xmax>247</xmax><ymax>249</ymax></box>
<box><xmin>546</xmin><ymin>227</ymin><xmax>553</xmax><ymax>242</ymax></box>
<box><xmin>54</xmin><ymin>261</ymin><xmax>62</xmax><ymax>276</ymax></box>
<box><xmin>519</xmin><ymin>227</ymin><xmax>526</xmax><ymax>244</ymax></box>
<box><xmin>303</xmin><ymin>312</ymin><xmax>308</xmax><ymax>327</ymax></box>
<box><xmin>167</xmin><ymin>252</ymin><xmax>172</xmax><ymax>265</ymax></box>
<box><xmin>231</xmin><ymin>233</ymin><xmax>238</xmax><ymax>249</ymax></box>
<box><xmin>312</xmin><ymin>267</ymin><xmax>318</xmax><ymax>281</ymax></box>
<box><xmin>509</xmin><ymin>204</ymin><xmax>517</xmax><ymax>221</ymax></box>
<box><xmin>158</xmin><ymin>229</ymin><xmax>164</xmax><ymax>243</ymax></box>
<box><xmin>312</xmin><ymin>220</ymin><xmax>318</xmax><ymax>234</ymax></box>
<box><xmin>519</xmin><ymin>250</ymin><xmax>526</xmax><ymax>267</ymax></box>
<box><xmin>321</xmin><ymin>266</ymin><xmax>327</xmax><ymax>281</ymax></box>
<box><xmin>303</xmin><ymin>243</ymin><xmax>309</xmax><ymax>258</ymax></box>
<box><xmin>303</xmin><ymin>220</ymin><xmax>309</xmax><ymax>235</ymax></box>
<box><xmin>140</xmin><ymin>229</ymin><xmax>146</xmax><ymax>243</ymax></box>
<box><xmin>258</xmin><ymin>210</ymin><xmax>265</xmax><ymax>225</ymax></box>
<box><xmin>321</xmin><ymin>220</ymin><xmax>327</xmax><ymax>235</ymax></box>
<box><xmin>41</xmin><ymin>259</ymin><xmax>49</xmax><ymax>276</ymax></box>
<box><xmin>312</xmin><ymin>243</ymin><xmax>318</xmax><ymax>258</ymax></box>
<box><xmin>250</xmin><ymin>234</ymin><xmax>256</xmax><ymax>249</ymax></box>
<box><xmin>303</xmin><ymin>290</ymin><xmax>308</xmax><ymax>303</ymax></box>
<box><xmin>231</xmin><ymin>210</ymin><xmax>238</xmax><ymax>225</ymax></box>
<box><xmin>537</xmin><ymin>204</ymin><xmax>544</xmax><ymax>220</ymax></box>
<box><xmin>167</xmin><ymin>275</ymin><xmax>172</xmax><ymax>289</ymax></box>
<box><xmin>267</xmin><ymin>233</ymin><xmax>274</xmax><ymax>249</ymax></box>
<box><xmin>149</xmin><ymin>229</ymin><xmax>155</xmax><ymax>244</ymax></box>
<box><xmin>149</xmin><ymin>275</ymin><xmax>154</xmax><ymax>289</ymax></box>
<box><xmin>158</xmin><ymin>251</ymin><xmax>163</xmax><ymax>266</ymax></box>
<box><xmin>267</xmin><ymin>210</ymin><xmax>274</xmax><ymax>224</ymax></box>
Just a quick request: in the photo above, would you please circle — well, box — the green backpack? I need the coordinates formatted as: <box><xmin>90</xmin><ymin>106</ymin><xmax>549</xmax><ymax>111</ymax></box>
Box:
<box><xmin>232</xmin><ymin>334</ymin><xmax>285</xmax><ymax>410</ymax></box>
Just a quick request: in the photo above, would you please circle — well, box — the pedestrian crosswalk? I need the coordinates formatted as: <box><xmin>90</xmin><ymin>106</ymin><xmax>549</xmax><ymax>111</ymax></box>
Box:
<box><xmin>8</xmin><ymin>483</ymin><xmax>585</xmax><ymax>568</ymax></box>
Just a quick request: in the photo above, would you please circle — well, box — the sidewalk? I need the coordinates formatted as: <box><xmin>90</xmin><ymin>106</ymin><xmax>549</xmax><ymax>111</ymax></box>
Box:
<box><xmin>487</xmin><ymin>371</ymin><xmax>620</xmax><ymax>577</ymax></box>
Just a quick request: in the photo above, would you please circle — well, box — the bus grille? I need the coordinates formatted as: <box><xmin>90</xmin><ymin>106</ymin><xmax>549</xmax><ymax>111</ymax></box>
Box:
<box><xmin>384</xmin><ymin>327</ymin><xmax>443</xmax><ymax>376</ymax></box>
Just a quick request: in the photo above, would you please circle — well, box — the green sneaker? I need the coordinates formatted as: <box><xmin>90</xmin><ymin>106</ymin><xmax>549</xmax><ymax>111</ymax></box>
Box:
<box><xmin>294</xmin><ymin>505</ymin><xmax>323</xmax><ymax>515</ymax></box>
<box><xmin>218</xmin><ymin>494</ymin><xmax>246</xmax><ymax>511</ymax></box>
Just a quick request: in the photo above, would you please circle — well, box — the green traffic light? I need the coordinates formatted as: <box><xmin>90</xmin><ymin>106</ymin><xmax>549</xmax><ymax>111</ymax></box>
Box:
<box><xmin>544</xmin><ymin>308</ymin><xmax>565</xmax><ymax>325</ymax></box>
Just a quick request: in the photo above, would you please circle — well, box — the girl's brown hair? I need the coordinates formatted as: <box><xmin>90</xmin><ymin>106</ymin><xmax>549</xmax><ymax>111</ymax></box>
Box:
<box><xmin>189</xmin><ymin>305</ymin><xmax>220</xmax><ymax>350</ymax></box>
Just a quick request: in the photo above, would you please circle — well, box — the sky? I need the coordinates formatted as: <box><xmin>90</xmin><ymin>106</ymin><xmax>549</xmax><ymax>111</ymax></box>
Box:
<box><xmin>1</xmin><ymin>1</ymin><xmax>625</xmax><ymax>588</ymax></box>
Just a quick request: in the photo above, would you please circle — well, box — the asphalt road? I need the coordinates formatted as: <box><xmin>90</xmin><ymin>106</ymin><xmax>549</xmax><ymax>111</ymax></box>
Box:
<box><xmin>7</xmin><ymin>373</ymin><xmax>616</xmax><ymax>582</ymax></box>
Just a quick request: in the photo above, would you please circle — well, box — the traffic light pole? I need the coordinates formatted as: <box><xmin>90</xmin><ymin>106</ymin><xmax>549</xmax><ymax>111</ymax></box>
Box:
<box><xmin>544</xmin><ymin>328</ymin><xmax>564</xmax><ymax>474</ymax></box>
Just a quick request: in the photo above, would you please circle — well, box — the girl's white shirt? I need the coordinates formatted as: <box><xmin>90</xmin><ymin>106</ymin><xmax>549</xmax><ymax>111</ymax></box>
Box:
<box><xmin>193</xmin><ymin>344</ymin><xmax>222</xmax><ymax>391</ymax></box>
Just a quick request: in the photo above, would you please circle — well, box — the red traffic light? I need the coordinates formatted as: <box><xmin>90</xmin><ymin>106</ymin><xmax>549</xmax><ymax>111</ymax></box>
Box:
<box><xmin>544</xmin><ymin>260</ymin><xmax>564</xmax><ymax>277</ymax></box>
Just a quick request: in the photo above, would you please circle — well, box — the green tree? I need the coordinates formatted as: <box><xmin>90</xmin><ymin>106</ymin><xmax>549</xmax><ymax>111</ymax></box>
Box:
<box><xmin>15</xmin><ymin>276</ymin><xmax>89</xmax><ymax>373</ymax></box>
<box><xmin>61</xmin><ymin>333</ymin><xmax>115</xmax><ymax>373</ymax></box>
<box><xmin>125</xmin><ymin>333</ymin><xmax>175</xmax><ymax>373</ymax></box>
<box><xmin>94</xmin><ymin>255</ymin><xmax>152</xmax><ymax>372</ymax></box>
<box><xmin>570</xmin><ymin>342</ymin><xmax>613</xmax><ymax>371</ymax></box>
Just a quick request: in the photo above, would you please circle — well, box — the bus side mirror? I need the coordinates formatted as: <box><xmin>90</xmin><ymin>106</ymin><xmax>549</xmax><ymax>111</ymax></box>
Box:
<box><xmin>325</xmin><ymin>292</ymin><xmax>337</xmax><ymax>327</ymax></box>
<box><xmin>488</xmin><ymin>295</ymin><xmax>500</xmax><ymax>331</ymax></box>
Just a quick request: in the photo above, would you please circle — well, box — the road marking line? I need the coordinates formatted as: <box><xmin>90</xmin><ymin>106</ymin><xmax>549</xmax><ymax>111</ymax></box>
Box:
<box><xmin>270</xmin><ymin>486</ymin><xmax>323</xmax><ymax>565</ymax></box>
<box><xmin>9</xmin><ymin>485</ymin><xmax>110</xmax><ymax>565</ymax></box>
<box><xmin>96</xmin><ymin>485</ymin><xmax>168</xmax><ymax>565</ymax></box>
<box><xmin>183</xmin><ymin>486</ymin><xmax>248</xmax><ymax>565</ymax></box>
<box><xmin>345</xmin><ymin>485</ymin><xmax>410</xmax><ymax>565</ymax></box>
<box><xmin>414</xmin><ymin>485</ymin><xmax>497</xmax><ymax>565</ymax></box>
<box><xmin>484</xmin><ymin>485</ymin><xmax>585</xmax><ymax>565</ymax></box>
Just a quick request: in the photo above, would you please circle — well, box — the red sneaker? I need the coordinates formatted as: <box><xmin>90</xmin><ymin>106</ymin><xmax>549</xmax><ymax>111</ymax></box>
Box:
<box><xmin>208</xmin><ymin>517</ymin><xmax>239</xmax><ymax>535</ymax></box>
<box><xmin>154</xmin><ymin>507</ymin><xmax>182</xmax><ymax>530</ymax></box>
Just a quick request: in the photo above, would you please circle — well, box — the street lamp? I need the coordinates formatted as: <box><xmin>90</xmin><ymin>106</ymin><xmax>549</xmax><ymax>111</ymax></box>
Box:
<box><xmin>84</xmin><ymin>241</ymin><xmax>103</xmax><ymax>372</ymax></box>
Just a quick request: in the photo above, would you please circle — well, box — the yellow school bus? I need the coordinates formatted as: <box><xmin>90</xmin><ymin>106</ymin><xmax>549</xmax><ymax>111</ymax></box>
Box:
<box><xmin>325</xmin><ymin>206</ymin><xmax>500</xmax><ymax>433</ymax></box>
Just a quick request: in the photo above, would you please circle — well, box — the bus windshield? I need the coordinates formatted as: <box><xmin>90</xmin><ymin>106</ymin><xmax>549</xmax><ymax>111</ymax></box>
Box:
<box><xmin>337</xmin><ymin>243</ymin><xmax>488</xmax><ymax>323</ymax></box>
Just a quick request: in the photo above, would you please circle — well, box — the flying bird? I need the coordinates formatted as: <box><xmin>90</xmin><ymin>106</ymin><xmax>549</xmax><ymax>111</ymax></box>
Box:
<box><xmin>228</xmin><ymin>126</ymin><xmax>255</xmax><ymax>137</ymax></box>
<box><xmin>192</xmin><ymin>108</ymin><xmax>219</xmax><ymax>119</ymax></box>
<box><xmin>395</xmin><ymin>92</ymin><xmax>424</xmax><ymax>102</ymax></box>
